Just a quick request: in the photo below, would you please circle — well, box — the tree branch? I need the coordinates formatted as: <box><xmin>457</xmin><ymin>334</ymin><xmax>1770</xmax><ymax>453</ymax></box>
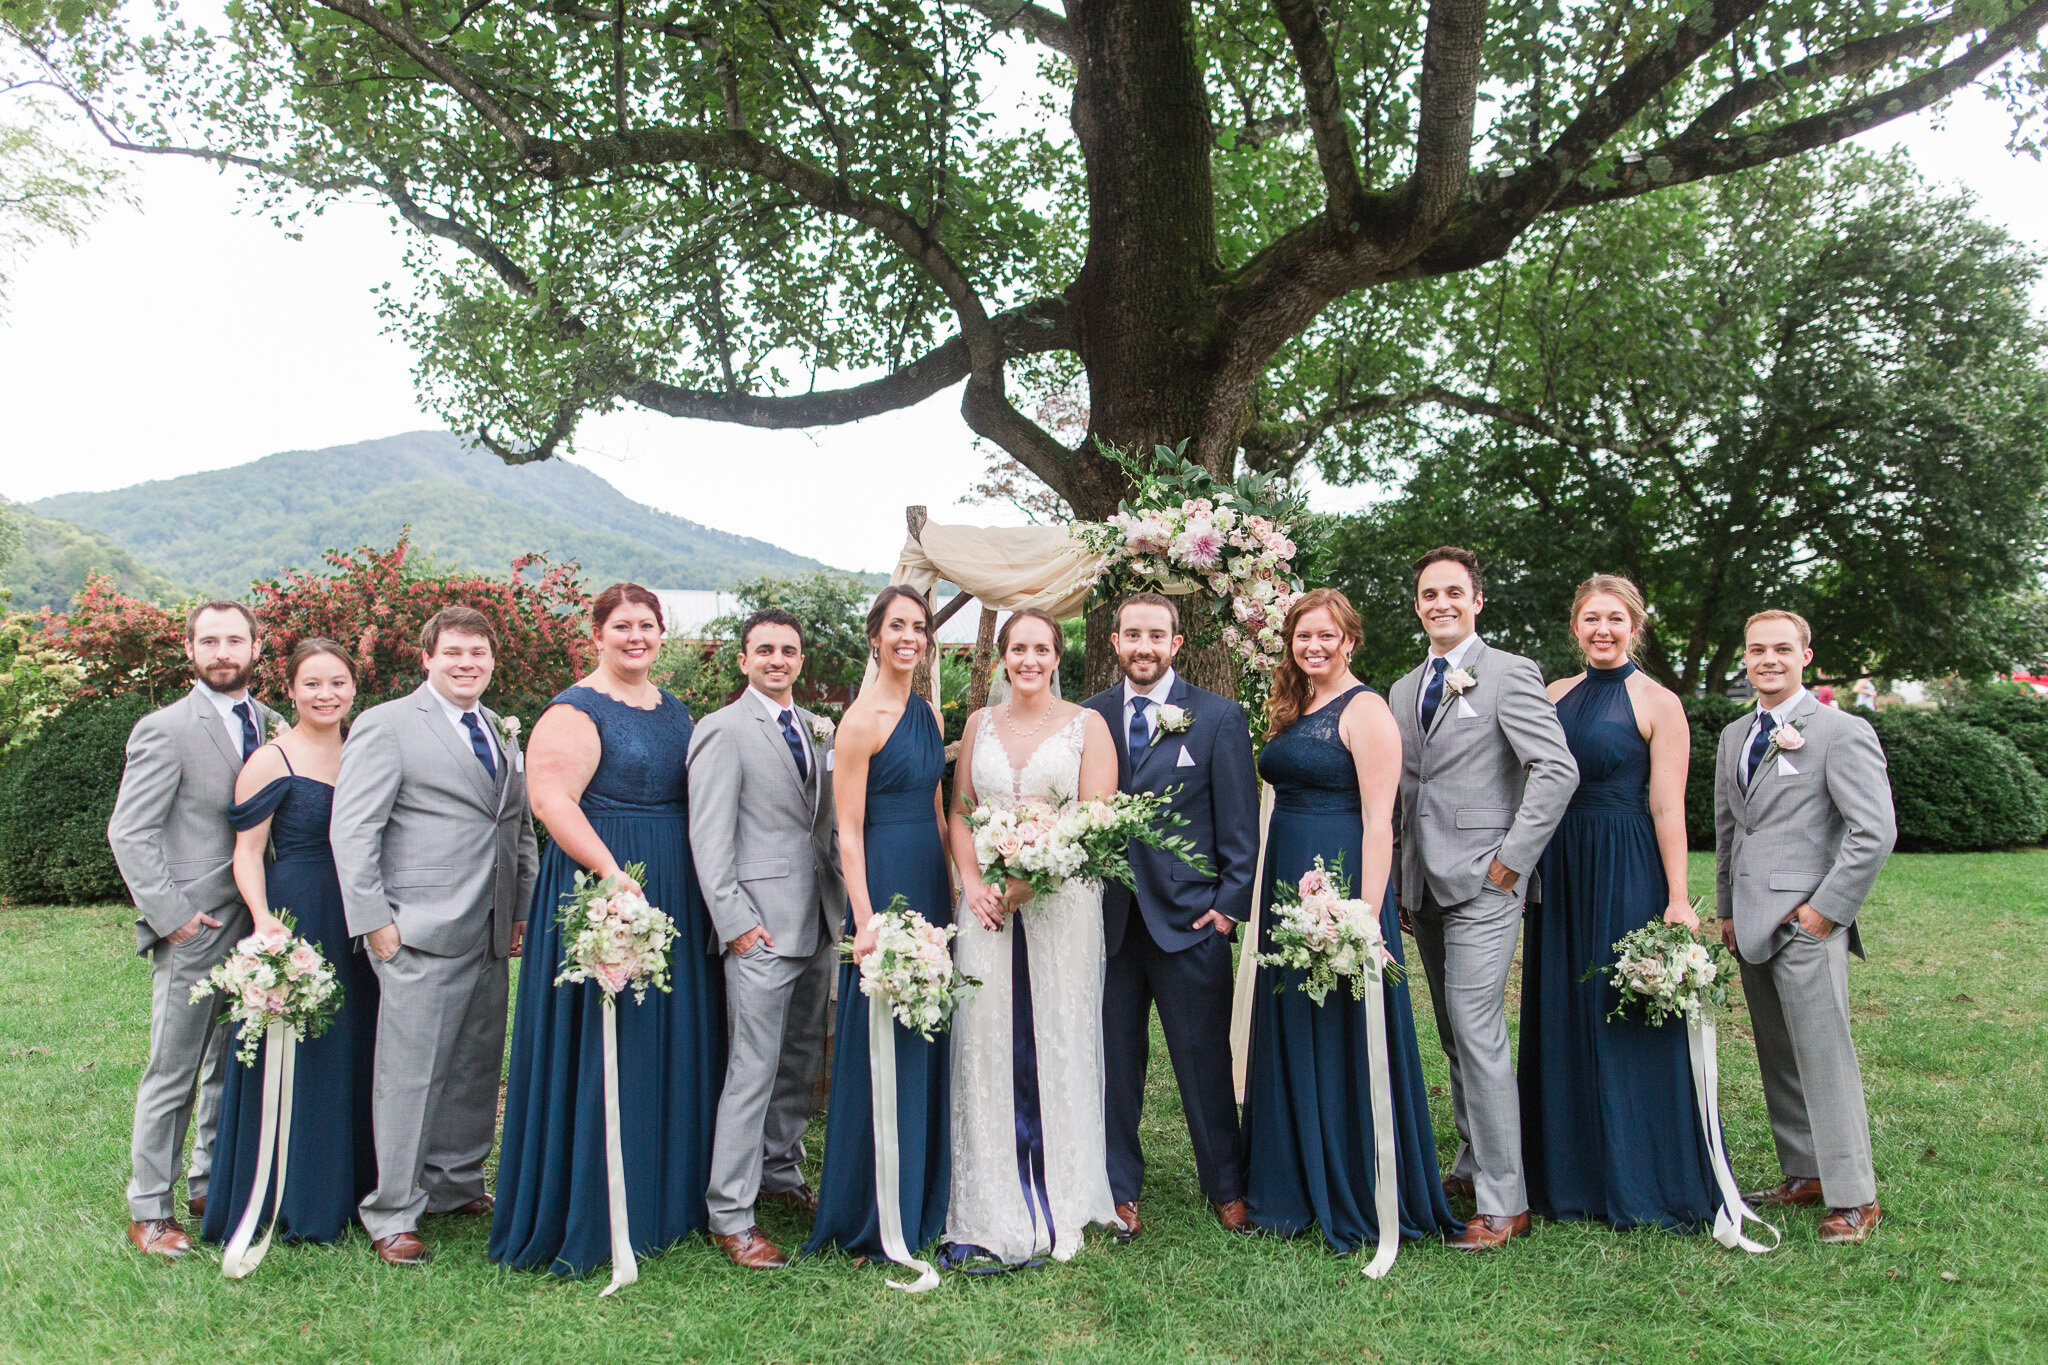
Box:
<box><xmin>1677</xmin><ymin>12</ymin><xmax>1968</xmax><ymax>143</ymax></box>
<box><xmin>313</xmin><ymin>0</ymin><xmax>534</xmax><ymax>155</ymax></box>
<box><xmin>1405</xmin><ymin>0</ymin><xmax>1488</xmax><ymax>232</ymax></box>
<box><xmin>1271</xmin><ymin>0</ymin><xmax>1366</xmax><ymax>224</ymax></box>
<box><xmin>947</xmin><ymin>0</ymin><xmax>1076</xmax><ymax>59</ymax></box>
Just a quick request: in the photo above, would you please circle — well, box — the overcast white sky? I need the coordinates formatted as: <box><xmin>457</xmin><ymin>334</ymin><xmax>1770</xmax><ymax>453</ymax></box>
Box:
<box><xmin>0</xmin><ymin>68</ymin><xmax>2041</xmax><ymax>575</ymax></box>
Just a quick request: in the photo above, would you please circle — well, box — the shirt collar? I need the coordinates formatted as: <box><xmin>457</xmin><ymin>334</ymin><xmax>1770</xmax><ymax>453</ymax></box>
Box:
<box><xmin>751</xmin><ymin>686</ymin><xmax>798</xmax><ymax>720</ymax></box>
<box><xmin>194</xmin><ymin>679</ymin><xmax>250</xmax><ymax>717</ymax></box>
<box><xmin>426</xmin><ymin>680</ymin><xmax>481</xmax><ymax>724</ymax></box>
<box><xmin>1757</xmin><ymin>687</ymin><xmax>1808</xmax><ymax>726</ymax></box>
<box><xmin>1427</xmin><ymin>633</ymin><xmax>1480</xmax><ymax>672</ymax></box>
<box><xmin>1123</xmin><ymin>668</ymin><xmax>1177</xmax><ymax>709</ymax></box>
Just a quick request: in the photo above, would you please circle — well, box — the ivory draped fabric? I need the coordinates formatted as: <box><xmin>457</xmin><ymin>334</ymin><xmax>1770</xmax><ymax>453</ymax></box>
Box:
<box><xmin>888</xmin><ymin>522</ymin><xmax>1104</xmax><ymax>621</ymax></box>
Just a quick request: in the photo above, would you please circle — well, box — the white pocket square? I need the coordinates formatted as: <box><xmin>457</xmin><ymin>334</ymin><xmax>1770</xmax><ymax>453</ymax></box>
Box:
<box><xmin>1175</xmin><ymin>745</ymin><xmax>1197</xmax><ymax>768</ymax></box>
<box><xmin>825</xmin><ymin>750</ymin><xmax>835</xmax><ymax>772</ymax></box>
<box><xmin>513</xmin><ymin>751</ymin><xmax>525</xmax><ymax>774</ymax></box>
<box><xmin>1777</xmin><ymin>754</ymin><xmax>1799</xmax><ymax>776</ymax></box>
<box><xmin>1456</xmin><ymin>697</ymin><xmax>1479</xmax><ymax>719</ymax></box>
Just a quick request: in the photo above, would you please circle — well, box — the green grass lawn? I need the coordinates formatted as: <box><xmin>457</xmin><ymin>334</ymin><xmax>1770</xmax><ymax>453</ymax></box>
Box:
<box><xmin>2</xmin><ymin>852</ymin><xmax>2044</xmax><ymax>1364</ymax></box>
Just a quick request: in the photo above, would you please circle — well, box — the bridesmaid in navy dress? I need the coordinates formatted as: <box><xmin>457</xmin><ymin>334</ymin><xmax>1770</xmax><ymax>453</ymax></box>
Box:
<box><xmin>203</xmin><ymin>639</ymin><xmax>377</xmax><ymax>1246</ymax></box>
<box><xmin>1519</xmin><ymin>574</ymin><xmax>1717</xmax><ymax>1230</ymax></box>
<box><xmin>805</xmin><ymin>586</ymin><xmax>953</xmax><ymax>1261</ymax></box>
<box><xmin>491</xmin><ymin>584</ymin><xmax>726</xmax><ymax>1275</ymax></box>
<box><xmin>1244</xmin><ymin>590</ymin><xmax>1462</xmax><ymax>1250</ymax></box>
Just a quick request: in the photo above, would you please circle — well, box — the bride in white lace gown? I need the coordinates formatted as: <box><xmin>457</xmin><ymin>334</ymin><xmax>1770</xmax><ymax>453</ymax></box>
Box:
<box><xmin>944</xmin><ymin>609</ymin><xmax>1122</xmax><ymax>1266</ymax></box>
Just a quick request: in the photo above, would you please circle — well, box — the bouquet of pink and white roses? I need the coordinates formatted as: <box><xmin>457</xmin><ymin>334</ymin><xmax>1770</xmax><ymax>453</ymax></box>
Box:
<box><xmin>190</xmin><ymin>913</ymin><xmax>342</xmax><ymax>1066</ymax></box>
<box><xmin>1592</xmin><ymin>911</ymin><xmax>1734</xmax><ymax>1028</ymax></box>
<box><xmin>555</xmin><ymin>863</ymin><xmax>678</xmax><ymax>1004</ymax></box>
<box><xmin>843</xmin><ymin>895</ymin><xmax>978</xmax><ymax>1040</ymax></box>
<box><xmin>966</xmin><ymin>789</ymin><xmax>1210</xmax><ymax>898</ymax></box>
<box><xmin>1258</xmin><ymin>858</ymin><xmax>1402</xmax><ymax>1006</ymax></box>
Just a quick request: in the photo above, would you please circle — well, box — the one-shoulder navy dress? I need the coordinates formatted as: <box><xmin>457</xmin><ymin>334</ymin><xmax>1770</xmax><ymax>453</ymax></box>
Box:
<box><xmin>804</xmin><ymin>699</ymin><xmax>953</xmax><ymax>1260</ymax></box>
<box><xmin>201</xmin><ymin>750</ymin><xmax>378</xmax><ymax>1246</ymax></box>
<box><xmin>490</xmin><ymin>686</ymin><xmax>726</xmax><ymax>1275</ymax></box>
<box><xmin>1519</xmin><ymin>661</ymin><xmax>1717</xmax><ymax>1230</ymax></box>
<box><xmin>1243</xmin><ymin>685</ymin><xmax>1462</xmax><ymax>1250</ymax></box>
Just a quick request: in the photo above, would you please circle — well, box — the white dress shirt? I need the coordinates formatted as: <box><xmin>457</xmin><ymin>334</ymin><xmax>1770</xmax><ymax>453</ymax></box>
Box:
<box><xmin>1121</xmin><ymin>668</ymin><xmax>1178</xmax><ymax>748</ymax></box>
<box><xmin>1742</xmin><ymin>686</ymin><xmax>1809</xmax><ymax>786</ymax></box>
<box><xmin>195</xmin><ymin>680</ymin><xmax>258</xmax><ymax>757</ymax></box>
<box><xmin>1418</xmin><ymin>632</ymin><xmax>1481</xmax><ymax>720</ymax></box>
<box><xmin>427</xmin><ymin>680</ymin><xmax>500</xmax><ymax>765</ymax></box>
<box><xmin>751</xmin><ymin>686</ymin><xmax>812</xmax><ymax>771</ymax></box>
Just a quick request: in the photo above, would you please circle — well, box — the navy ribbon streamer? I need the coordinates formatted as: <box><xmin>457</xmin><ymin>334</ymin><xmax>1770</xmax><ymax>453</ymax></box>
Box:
<box><xmin>1010</xmin><ymin>909</ymin><xmax>1056</xmax><ymax>1259</ymax></box>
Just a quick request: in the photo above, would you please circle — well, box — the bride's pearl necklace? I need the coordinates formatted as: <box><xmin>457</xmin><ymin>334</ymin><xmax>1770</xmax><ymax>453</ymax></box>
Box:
<box><xmin>1002</xmin><ymin>700</ymin><xmax>1056</xmax><ymax>740</ymax></box>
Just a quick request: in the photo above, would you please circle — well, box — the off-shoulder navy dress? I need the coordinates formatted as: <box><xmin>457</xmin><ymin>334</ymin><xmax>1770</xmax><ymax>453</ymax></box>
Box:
<box><xmin>1243</xmin><ymin>685</ymin><xmax>1462</xmax><ymax>1250</ymax></box>
<box><xmin>803</xmin><ymin>699</ymin><xmax>953</xmax><ymax>1260</ymax></box>
<box><xmin>1519</xmin><ymin>661</ymin><xmax>1717</xmax><ymax>1230</ymax></box>
<box><xmin>490</xmin><ymin>686</ymin><xmax>726</xmax><ymax>1275</ymax></box>
<box><xmin>200</xmin><ymin>750</ymin><xmax>377</xmax><ymax>1246</ymax></box>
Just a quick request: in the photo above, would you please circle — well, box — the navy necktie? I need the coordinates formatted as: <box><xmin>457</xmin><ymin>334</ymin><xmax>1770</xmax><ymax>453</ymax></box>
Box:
<box><xmin>1745</xmin><ymin>711</ymin><xmax>1777</xmax><ymax>789</ymax></box>
<box><xmin>231</xmin><ymin>700</ymin><xmax>259</xmax><ymax>761</ymax></box>
<box><xmin>779</xmin><ymin>708</ymin><xmax>811</xmax><ymax>781</ymax></box>
<box><xmin>1129</xmin><ymin>694</ymin><xmax>1152</xmax><ymax>756</ymax></box>
<box><xmin>1419</xmin><ymin>657</ymin><xmax>1450</xmax><ymax>731</ymax></box>
<box><xmin>461</xmin><ymin>711</ymin><xmax>498</xmax><ymax>778</ymax></box>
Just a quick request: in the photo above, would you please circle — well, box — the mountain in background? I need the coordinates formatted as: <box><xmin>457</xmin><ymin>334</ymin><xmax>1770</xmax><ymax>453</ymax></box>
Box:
<box><xmin>26</xmin><ymin>431</ymin><xmax>831</xmax><ymax>598</ymax></box>
<box><xmin>3</xmin><ymin>507</ymin><xmax>190</xmax><ymax>612</ymax></box>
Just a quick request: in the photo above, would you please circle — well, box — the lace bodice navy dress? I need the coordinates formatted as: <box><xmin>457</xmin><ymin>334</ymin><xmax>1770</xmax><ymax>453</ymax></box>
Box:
<box><xmin>1242</xmin><ymin>685</ymin><xmax>1462</xmax><ymax>1249</ymax></box>
<box><xmin>1518</xmin><ymin>662</ymin><xmax>1717</xmax><ymax>1230</ymax></box>
<box><xmin>804</xmin><ymin>699</ymin><xmax>953</xmax><ymax>1261</ymax></box>
<box><xmin>490</xmin><ymin>686</ymin><xmax>726</xmax><ymax>1275</ymax></box>
<box><xmin>200</xmin><ymin>751</ymin><xmax>378</xmax><ymax>1247</ymax></box>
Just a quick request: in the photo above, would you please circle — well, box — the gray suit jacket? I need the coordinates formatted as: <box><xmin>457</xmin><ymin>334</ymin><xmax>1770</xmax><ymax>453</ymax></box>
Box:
<box><xmin>1389</xmin><ymin>637</ymin><xmax>1579</xmax><ymax>910</ymax></box>
<box><xmin>330</xmin><ymin>682</ymin><xmax>539</xmax><ymax>958</ymax></box>
<box><xmin>108</xmin><ymin>684</ymin><xmax>283</xmax><ymax>954</ymax></box>
<box><xmin>1714</xmin><ymin>695</ymin><xmax>1895</xmax><ymax>963</ymax></box>
<box><xmin>686</xmin><ymin>695</ymin><xmax>843</xmax><ymax>958</ymax></box>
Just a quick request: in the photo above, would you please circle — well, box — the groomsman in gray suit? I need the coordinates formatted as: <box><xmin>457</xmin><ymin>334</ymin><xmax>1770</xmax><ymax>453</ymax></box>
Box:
<box><xmin>109</xmin><ymin>602</ymin><xmax>280</xmax><ymax>1258</ymax></box>
<box><xmin>1390</xmin><ymin>546</ymin><xmax>1578</xmax><ymax>1250</ymax></box>
<box><xmin>332</xmin><ymin>606</ymin><xmax>537</xmax><ymax>1266</ymax></box>
<box><xmin>688</xmin><ymin>608</ymin><xmax>843</xmax><ymax>1269</ymax></box>
<box><xmin>1715</xmin><ymin>609</ymin><xmax>1895</xmax><ymax>1243</ymax></box>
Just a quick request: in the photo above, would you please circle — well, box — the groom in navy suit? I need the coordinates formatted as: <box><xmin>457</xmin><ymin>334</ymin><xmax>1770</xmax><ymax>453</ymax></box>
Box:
<box><xmin>1085</xmin><ymin>593</ymin><xmax>1259</xmax><ymax>1238</ymax></box>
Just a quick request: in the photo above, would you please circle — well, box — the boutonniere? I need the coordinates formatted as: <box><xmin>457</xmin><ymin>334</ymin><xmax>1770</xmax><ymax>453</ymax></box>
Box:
<box><xmin>268</xmin><ymin>714</ymin><xmax>292</xmax><ymax>741</ymax></box>
<box><xmin>1444</xmin><ymin>667</ymin><xmax>1477</xmax><ymax>696</ymax></box>
<box><xmin>1765</xmin><ymin>717</ymin><xmax>1806</xmax><ymax>758</ymax></box>
<box><xmin>810</xmin><ymin>714</ymin><xmax>835</xmax><ymax>745</ymax></box>
<box><xmin>1150</xmin><ymin>703</ymin><xmax>1191</xmax><ymax>745</ymax></box>
<box><xmin>497</xmin><ymin>714</ymin><xmax>522</xmax><ymax>747</ymax></box>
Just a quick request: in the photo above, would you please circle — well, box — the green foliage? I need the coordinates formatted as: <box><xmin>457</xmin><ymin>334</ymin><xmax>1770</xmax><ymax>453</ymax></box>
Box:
<box><xmin>29</xmin><ymin>432</ymin><xmax>831</xmax><ymax>596</ymax></box>
<box><xmin>0</xmin><ymin>691</ymin><xmax>149</xmax><ymax>903</ymax></box>
<box><xmin>1681</xmin><ymin>694</ymin><xmax>1751</xmax><ymax>850</ymax></box>
<box><xmin>1870</xmin><ymin>709</ymin><xmax>2048</xmax><ymax>853</ymax></box>
<box><xmin>655</xmin><ymin>570</ymin><xmax>873</xmax><ymax>718</ymax></box>
<box><xmin>0</xmin><ymin>83</ymin><xmax>127</xmax><ymax>313</ymax></box>
<box><xmin>0</xmin><ymin>612</ymin><xmax>84</xmax><ymax>752</ymax></box>
<box><xmin>0</xmin><ymin>507</ymin><xmax>186</xmax><ymax>611</ymax></box>
<box><xmin>1949</xmin><ymin>683</ymin><xmax>2048</xmax><ymax>781</ymax></box>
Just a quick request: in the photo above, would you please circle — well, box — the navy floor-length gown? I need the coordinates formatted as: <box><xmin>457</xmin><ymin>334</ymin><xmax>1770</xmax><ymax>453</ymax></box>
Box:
<box><xmin>804</xmin><ymin>699</ymin><xmax>953</xmax><ymax>1260</ymax></box>
<box><xmin>201</xmin><ymin>758</ymin><xmax>377</xmax><ymax>1246</ymax></box>
<box><xmin>1243</xmin><ymin>685</ymin><xmax>1462</xmax><ymax>1251</ymax></box>
<box><xmin>1519</xmin><ymin>661</ymin><xmax>1718</xmax><ymax>1230</ymax></box>
<box><xmin>490</xmin><ymin>686</ymin><xmax>726</xmax><ymax>1276</ymax></box>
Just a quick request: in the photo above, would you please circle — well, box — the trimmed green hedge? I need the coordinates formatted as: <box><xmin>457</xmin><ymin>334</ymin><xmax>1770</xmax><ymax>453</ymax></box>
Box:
<box><xmin>0</xmin><ymin>692</ymin><xmax>152</xmax><ymax>904</ymax></box>
<box><xmin>1682</xmin><ymin>695</ymin><xmax>1749</xmax><ymax>850</ymax></box>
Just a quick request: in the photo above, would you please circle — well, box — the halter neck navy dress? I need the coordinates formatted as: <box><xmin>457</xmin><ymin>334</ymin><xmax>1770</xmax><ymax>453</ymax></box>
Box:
<box><xmin>804</xmin><ymin>699</ymin><xmax>953</xmax><ymax>1260</ymax></box>
<box><xmin>201</xmin><ymin>752</ymin><xmax>378</xmax><ymax>1246</ymax></box>
<box><xmin>1243</xmin><ymin>685</ymin><xmax>1462</xmax><ymax>1249</ymax></box>
<box><xmin>1519</xmin><ymin>662</ymin><xmax>1716</xmax><ymax>1230</ymax></box>
<box><xmin>490</xmin><ymin>686</ymin><xmax>726</xmax><ymax>1275</ymax></box>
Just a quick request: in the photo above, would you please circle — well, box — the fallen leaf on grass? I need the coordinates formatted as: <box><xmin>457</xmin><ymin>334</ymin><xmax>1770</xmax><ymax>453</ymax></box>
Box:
<box><xmin>1428</xmin><ymin>1085</ymin><xmax>1444</xmax><ymax>1097</ymax></box>
<box><xmin>75</xmin><ymin>1062</ymin><xmax>93</xmax><ymax>1072</ymax></box>
<box><xmin>1954</xmin><ymin>992</ymin><xmax>1972</xmax><ymax>1002</ymax></box>
<box><xmin>1921</xmin><ymin>1147</ymin><xmax>1937</xmax><ymax>1161</ymax></box>
<box><xmin>1940</xmin><ymin>1271</ymin><xmax>1959</xmax><ymax>1283</ymax></box>
<box><xmin>1886</xmin><ymin>1268</ymin><xmax>1902</xmax><ymax>1279</ymax></box>
<box><xmin>8</xmin><ymin>1047</ymin><xmax>49</xmax><ymax>1058</ymax></box>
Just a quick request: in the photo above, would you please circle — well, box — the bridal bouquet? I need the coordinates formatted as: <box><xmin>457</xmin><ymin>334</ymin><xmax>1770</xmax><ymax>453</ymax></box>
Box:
<box><xmin>555</xmin><ymin>863</ymin><xmax>678</xmax><ymax>1004</ymax></box>
<box><xmin>967</xmin><ymin>789</ymin><xmax>1211</xmax><ymax>898</ymax></box>
<box><xmin>1591</xmin><ymin>912</ymin><xmax>1735</xmax><ymax>1028</ymax></box>
<box><xmin>1258</xmin><ymin>858</ymin><xmax>1401</xmax><ymax>1006</ymax></box>
<box><xmin>843</xmin><ymin>895</ymin><xmax>978</xmax><ymax>1040</ymax></box>
<box><xmin>190</xmin><ymin>913</ymin><xmax>342</xmax><ymax>1066</ymax></box>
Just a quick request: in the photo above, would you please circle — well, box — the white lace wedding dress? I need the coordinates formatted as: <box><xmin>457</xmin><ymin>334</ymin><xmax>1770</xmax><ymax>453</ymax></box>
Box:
<box><xmin>945</xmin><ymin>714</ymin><xmax>1119</xmax><ymax>1264</ymax></box>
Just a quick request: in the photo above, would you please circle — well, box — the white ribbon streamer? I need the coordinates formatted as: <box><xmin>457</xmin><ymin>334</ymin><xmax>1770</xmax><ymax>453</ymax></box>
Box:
<box><xmin>1686</xmin><ymin>1014</ymin><xmax>1780</xmax><ymax>1254</ymax></box>
<box><xmin>221</xmin><ymin>1023</ymin><xmax>295</xmax><ymax>1278</ymax></box>
<box><xmin>598</xmin><ymin>996</ymin><xmax>639</xmax><ymax>1296</ymax></box>
<box><xmin>1229</xmin><ymin>781</ymin><xmax>1276</xmax><ymax>1102</ymax></box>
<box><xmin>869</xmin><ymin>994</ymin><xmax>940</xmax><ymax>1291</ymax></box>
<box><xmin>1359</xmin><ymin>948</ymin><xmax>1399</xmax><ymax>1279</ymax></box>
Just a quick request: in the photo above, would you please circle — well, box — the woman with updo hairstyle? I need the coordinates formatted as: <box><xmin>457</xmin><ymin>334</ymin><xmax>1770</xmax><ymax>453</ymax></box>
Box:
<box><xmin>491</xmin><ymin>583</ymin><xmax>727</xmax><ymax>1276</ymax></box>
<box><xmin>203</xmin><ymin>639</ymin><xmax>379</xmax><ymax>1248</ymax></box>
<box><xmin>1239</xmin><ymin>589</ymin><xmax>1462</xmax><ymax>1251</ymax></box>
<box><xmin>1518</xmin><ymin>573</ymin><xmax>1718</xmax><ymax>1232</ymax></box>
<box><xmin>803</xmin><ymin>584</ymin><xmax>957</xmax><ymax>1262</ymax></box>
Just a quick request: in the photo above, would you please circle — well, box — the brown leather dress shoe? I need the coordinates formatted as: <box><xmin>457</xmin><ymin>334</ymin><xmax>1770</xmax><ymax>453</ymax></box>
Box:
<box><xmin>1212</xmin><ymin>1198</ymin><xmax>1252</xmax><ymax>1234</ymax></box>
<box><xmin>1445</xmin><ymin>1211</ymin><xmax>1532</xmax><ymax>1251</ymax></box>
<box><xmin>1441</xmin><ymin>1175</ymin><xmax>1477</xmax><ymax>1201</ymax></box>
<box><xmin>760</xmin><ymin>1185</ymin><xmax>819</xmax><ymax>1216</ymax></box>
<box><xmin>440</xmin><ymin>1195</ymin><xmax>494</xmax><ymax>1217</ymax></box>
<box><xmin>128</xmin><ymin>1219</ymin><xmax>192</xmax><ymax>1259</ymax></box>
<box><xmin>1113</xmin><ymin>1201</ymin><xmax>1141</xmax><ymax>1243</ymax></box>
<box><xmin>714</xmin><ymin>1227</ymin><xmax>789</xmax><ymax>1269</ymax></box>
<box><xmin>1745</xmin><ymin>1176</ymin><xmax>1825</xmax><ymax>1208</ymax></box>
<box><xmin>187</xmin><ymin>1195</ymin><xmax>206</xmax><ymax>1219</ymax></box>
<box><xmin>1816</xmin><ymin>1201</ymin><xmax>1883</xmax><ymax>1244</ymax></box>
<box><xmin>373</xmin><ymin>1231</ymin><xmax>430</xmax><ymax>1266</ymax></box>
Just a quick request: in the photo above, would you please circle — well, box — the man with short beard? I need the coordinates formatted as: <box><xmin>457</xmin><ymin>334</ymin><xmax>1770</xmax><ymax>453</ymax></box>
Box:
<box><xmin>1083</xmin><ymin>593</ymin><xmax>1259</xmax><ymax>1239</ymax></box>
<box><xmin>109</xmin><ymin>601</ymin><xmax>282</xmax><ymax>1258</ymax></box>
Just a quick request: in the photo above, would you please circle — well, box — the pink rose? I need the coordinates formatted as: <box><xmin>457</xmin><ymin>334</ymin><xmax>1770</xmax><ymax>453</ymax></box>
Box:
<box><xmin>1298</xmin><ymin>868</ymin><xmax>1330</xmax><ymax>898</ymax></box>
<box><xmin>289</xmin><ymin>944</ymin><xmax>321</xmax><ymax>975</ymax></box>
<box><xmin>996</xmin><ymin>834</ymin><xmax>1025</xmax><ymax>859</ymax></box>
<box><xmin>257</xmin><ymin>923</ymin><xmax>290</xmax><ymax>953</ymax></box>
<box><xmin>1775</xmin><ymin>726</ymin><xmax>1806</xmax><ymax>751</ymax></box>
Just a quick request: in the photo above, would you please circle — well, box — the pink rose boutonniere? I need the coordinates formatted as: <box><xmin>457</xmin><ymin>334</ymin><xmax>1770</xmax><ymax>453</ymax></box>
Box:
<box><xmin>1444</xmin><ymin>667</ymin><xmax>1477</xmax><ymax>695</ymax></box>
<box><xmin>1773</xmin><ymin>724</ymin><xmax>1806</xmax><ymax>752</ymax></box>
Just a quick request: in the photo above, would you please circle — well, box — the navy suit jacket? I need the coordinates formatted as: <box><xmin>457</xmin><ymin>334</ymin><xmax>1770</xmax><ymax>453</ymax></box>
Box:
<box><xmin>1084</xmin><ymin>676</ymin><xmax>1259</xmax><ymax>956</ymax></box>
